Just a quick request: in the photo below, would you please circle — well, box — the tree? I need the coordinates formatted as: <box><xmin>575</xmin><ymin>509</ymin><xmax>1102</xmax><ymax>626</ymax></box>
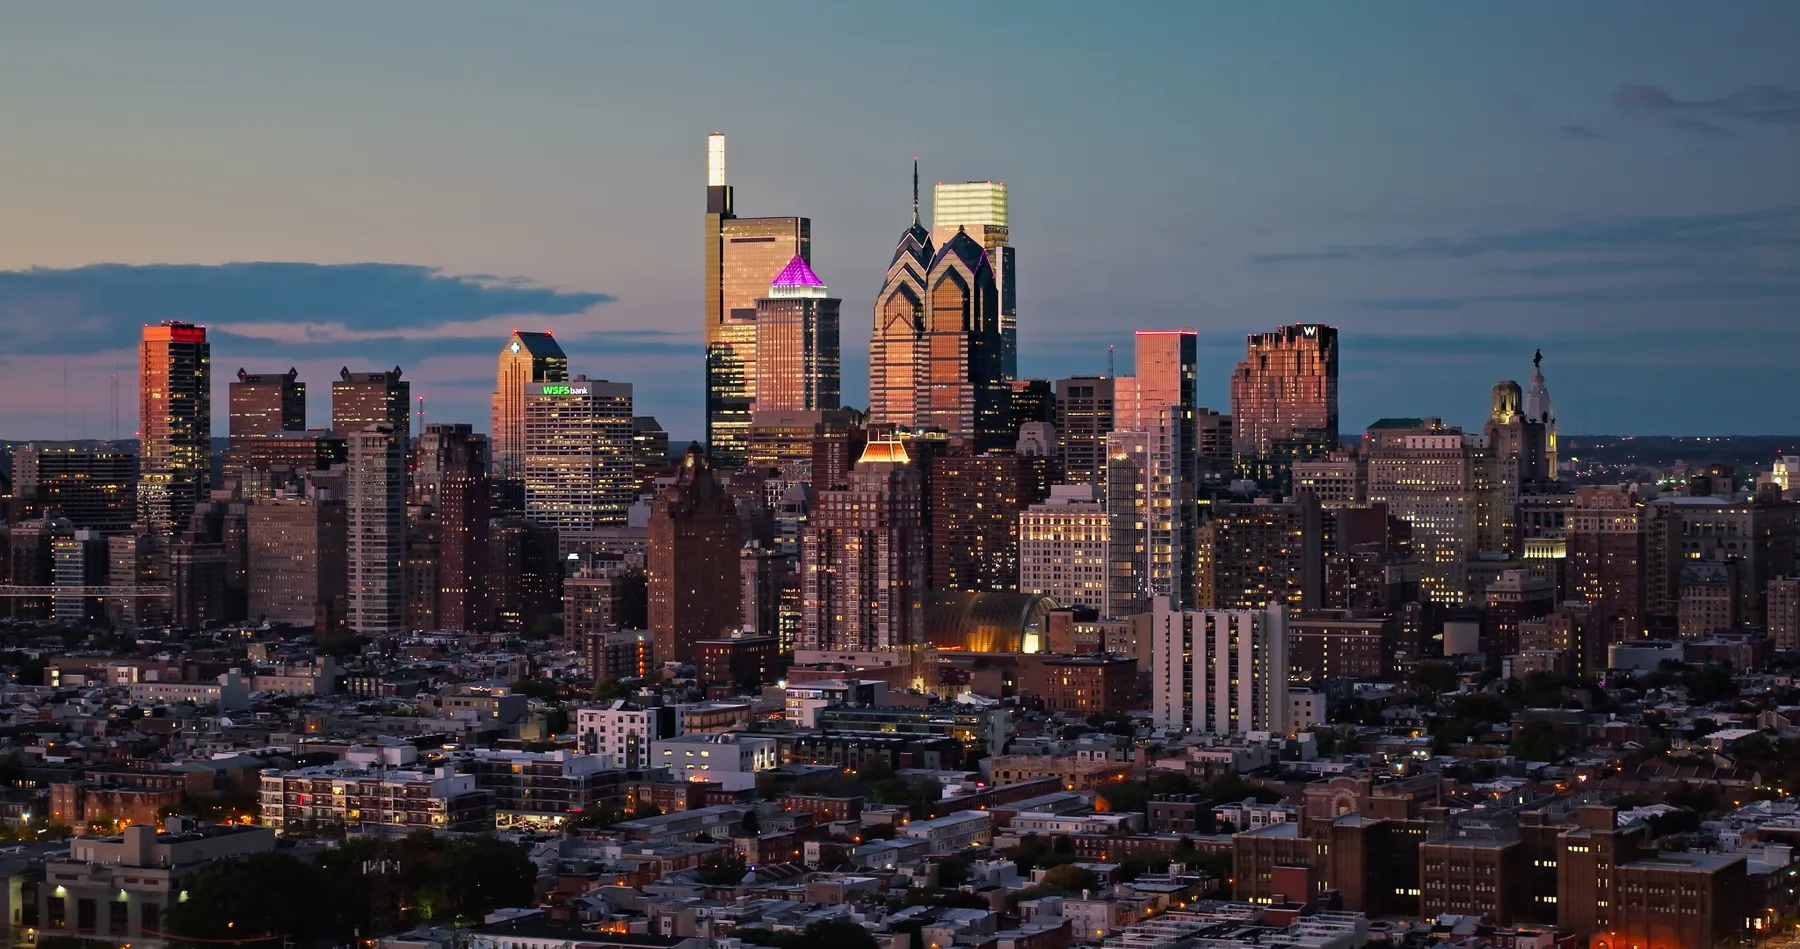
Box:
<box><xmin>163</xmin><ymin>852</ymin><xmax>338</xmax><ymax>944</ymax></box>
<box><xmin>1412</xmin><ymin>661</ymin><xmax>1459</xmax><ymax>698</ymax></box>
<box><xmin>695</xmin><ymin>853</ymin><xmax>749</xmax><ymax>885</ymax></box>
<box><xmin>594</xmin><ymin>677</ymin><xmax>638</xmax><ymax>703</ymax></box>
<box><xmin>510</xmin><ymin>678</ymin><xmax>561</xmax><ymax>701</ymax></box>
<box><xmin>1508</xmin><ymin>719</ymin><xmax>1563</xmax><ymax>762</ymax></box>
<box><xmin>937</xmin><ymin>854</ymin><xmax>971</xmax><ymax>887</ymax></box>
<box><xmin>1039</xmin><ymin>863</ymin><xmax>1099</xmax><ymax>893</ymax></box>
<box><xmin>740</xmin><ymin>809</ymin><xmax>760</xmax><ymax>834</ymax></box>
<box><xmin>528</xmin><ymin>615</ymin><xmax>564</xmax><ymax>641</ymax></box>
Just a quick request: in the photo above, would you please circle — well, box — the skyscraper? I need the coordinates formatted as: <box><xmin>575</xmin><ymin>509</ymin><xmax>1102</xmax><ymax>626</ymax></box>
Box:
<box><xmin>1018</xmin><ymin>484</ymin><xmax>1109</xmax><ymax>610</ymax></box>
<box><xmin>523</xmin><ymin>376</ymin><xmax>634</xmax><ymax>552</ymax></box>
<box><xmin>870</xmin><ymin>164</ymin><xmax>1008</xmax><ymax>449</ymax></box>
<box><xmin>1113</xmin><ymin>331</ymin><xmax>1200</xmax><ymax>611</ymax></box>
<box><xmin>138</xmin><ymin>321</ymin><xmax>211</xmax><ymax>536</ymax></box>
<box><xmin>647</xmin><ymin>446</ymin><xmax>743</xmax><ymax>666</ymax></box>
<box><xmin>930</xmin><ymin>448</ymin><xmax>1052</xmax><ymax>593</ymax></box>
<box><xmin>1115</xmin><ymin>330</ymin><xmax>1198</xmax><ymax>430</ymax></box>
<box><xmin>229</xmin><ymin>368</ymin><xmax>305</xmax><ymax>445</ymax></box>
<box><xmin>331</xmin><ymin>367</ymin><xmax>410</xmax><ymax>444</ymax></box>
<box><xmin>1230</xmin><ymin>323</ymin><xmax>1339</xmax><ymax>468</ymax></box>
<box><xmin>932</xmin><ymin>179</ymin><xmax>1016</xmax><ymax>382</ymax></box>
<box><xmin>414</xmin><ymin>423</ymin><xmax>491</xmax><ymax>632</ymax></box>
<box><xmin>1365</xmin><ymin>418</ymin><xmax>1491</xmax><ymax>605</ymax></box>
<box><xmin>491</xmin><ymin>331</ymin><xmax>568</xmax><ymax>482</ymax></box>
<box><xmin>12</xmin><ymin>443</ymin><xmax>138</xmax><ymax>532</ymax></box>
<box><xmin>1104</xmin><ymin>412</ymin><xmax>1189</xmax><ymax>616</ymax></box>
<box><xmin>703</xmin><ymin>132</ymin><xmax>810</xmax><ymax>467</ymax></box>
<box><xmin>247</xmin><ymin>495</ymin><xmax>348</xmax><ymax>630</ymax></box>
<box><xmin>753</xmin><ymin>256</ymin><xmax>841</xmax><ymax>413</ymax></box>
<box><xmin>1197</xmin><ymin>496</ymin><xmax>1323</xmax><ymax>611</ymax></box>
<box><xmin>801</xmin><ymin>434</ymin><xmax>925</xmax><ymax>652</ymax></box>
<box><xmin>1054</xmin><ymin>376</ymin><xmax>1115</xmax><ymax>485</ymax></box>
<box><xmin>346</xmin><ymin>424</ymin><xmax>406</xmax><ymax>634</ymax></box>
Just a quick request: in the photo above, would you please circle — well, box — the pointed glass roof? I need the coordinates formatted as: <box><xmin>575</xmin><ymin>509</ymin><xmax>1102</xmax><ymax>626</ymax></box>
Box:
<box><xmin>771</xmin><ymin>255</ymin><xmax>824</xmax><ymax>289</ymax></box>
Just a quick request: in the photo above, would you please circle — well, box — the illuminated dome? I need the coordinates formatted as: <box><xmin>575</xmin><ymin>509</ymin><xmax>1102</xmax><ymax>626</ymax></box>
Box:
<box><xmin>926</xmin><ymin>591</ymin><xmax>1061</xmax><ymax>653</ymax></box>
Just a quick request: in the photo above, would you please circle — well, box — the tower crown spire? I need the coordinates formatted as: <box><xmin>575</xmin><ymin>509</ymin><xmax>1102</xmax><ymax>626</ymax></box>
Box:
<box><xmin>911</xmin><ymin>158</ymin><xmax>920</xmax><ymax>227</ymax></box>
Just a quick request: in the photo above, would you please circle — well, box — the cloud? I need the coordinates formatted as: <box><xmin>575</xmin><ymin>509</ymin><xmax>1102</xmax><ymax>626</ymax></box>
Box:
<box><xmin>1252</xmin><ymin>206</ymin><xmax>1800</xmax><ymax>264</ymax></box>
<box><xmin>1613</xmin><ymin>83</ymin><xmax>1800</xmax><ymax>127</ymax></box>
<box><xmin>0</xmin><ymin>262</ymin><xmax>616</xmax><ymax>355</ymax></box>
<box><xmin>1357</xmin><ymin>276</ymin><xmax>1800</xmax><ymax>312</ymax></box>
<box><xmin>1666</xmin><ymin>117</ymin><xmax>1733</xmax><ymax>138</ymax></box>
<box><xmin>1558</xmin><ymin>124</ymin><xmax>1605</xmax><ymax>140</ymax></box>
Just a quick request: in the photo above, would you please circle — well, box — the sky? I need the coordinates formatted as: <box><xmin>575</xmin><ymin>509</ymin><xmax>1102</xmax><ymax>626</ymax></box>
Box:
<box><xmin>1</xmin><ymin>2</ymin><xmax>1796</xmax><ymax>442</ymax></box>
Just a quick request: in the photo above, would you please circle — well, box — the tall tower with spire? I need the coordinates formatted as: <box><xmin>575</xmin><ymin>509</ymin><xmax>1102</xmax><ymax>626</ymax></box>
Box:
<box><xmin>702</xmin><ymin>132</ymin><xmax>810</xmax><ymax>467</ymax></box>
<box><xmin>1523</xmin><ymin>349</ymin><xmax>1558</xmax><ymax>480</ymax></box>
<box><xmin>870</xmin><ymin>162</ymin><xmax>1009</xmax><ymax>448</ymax></box>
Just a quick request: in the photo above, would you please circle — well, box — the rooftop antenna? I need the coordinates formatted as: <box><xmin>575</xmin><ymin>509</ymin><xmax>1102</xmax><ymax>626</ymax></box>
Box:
<box><xmin>416</xmin><ymin>395</ymin><xmax>426</xmax><ymax>431</ymax></box>
<box><xmin>111</xmin><ymin>368</ymin><xmax>120</xmax><ymax>441</ymax></box>
<box><xmin>912</xmin><ymin>157</ymin><xmax>920</xmax><ymax>228</ymax></box>
<box><xmin>1107</xmin><ymin>344</ymin><xmax>1115</xmax><ymax>379</ymax></box>
<box><xmin>62</xmin><ymin>363</ymin><xmax>68</xmax><ymax>440</ymax></box>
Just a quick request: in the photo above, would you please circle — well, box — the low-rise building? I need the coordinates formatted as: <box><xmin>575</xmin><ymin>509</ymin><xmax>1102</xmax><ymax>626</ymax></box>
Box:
<box><xmin>577</xmin><ymin>701</ymin><xmax>678</xmax><ymax>770</ymax></box>
<box><xmin>258</xmin><ymin>763</ymin><xmax>493</xmax><ymax>834</ymax></box>
<box><xmin>461</xmin><ymin>748</ymin><xmax>622</xmax><ymax>829</ymax></box>
<box><xmin>649</xmin><ymin>733</ymin><xmax>778</xmax><ymax>791</ymax></box>
<box><xmin>37</xmin><ymin>823</ymin><xmax>276</xmax><ymax>948</ymax></box>
<box><xmin>900</xmin><ymin>811</ymin><xmax>993</xmax><ymax>852</ymax></box>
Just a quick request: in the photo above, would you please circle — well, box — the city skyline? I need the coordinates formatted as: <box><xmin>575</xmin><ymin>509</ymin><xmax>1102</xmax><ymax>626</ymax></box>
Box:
<box><xmin>2</xmin><ymin>3</ymin><xmax>1798</xmax><ymax>439</ymax></box>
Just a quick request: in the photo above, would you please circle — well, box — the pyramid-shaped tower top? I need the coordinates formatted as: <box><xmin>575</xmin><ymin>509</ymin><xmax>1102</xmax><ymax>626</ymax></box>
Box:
<box><xmin>771</xmin><ymin>255</ymin><xmax>824</xmax><ymax>289</ymax></box>
<box><xmin>769</xmin><ymin>255</ymin><xmax>828</xmax><ymax>299</ymax></box>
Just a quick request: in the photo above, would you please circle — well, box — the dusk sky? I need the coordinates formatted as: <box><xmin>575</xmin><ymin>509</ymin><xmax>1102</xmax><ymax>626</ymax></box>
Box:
<box><xmin>2</xmin><ymin>2</ymin><xmax>1796</xmax><ymax>442</ymax></box>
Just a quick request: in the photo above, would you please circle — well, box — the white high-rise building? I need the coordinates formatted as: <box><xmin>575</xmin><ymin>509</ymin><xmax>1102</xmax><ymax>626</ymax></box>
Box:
<box><xmin>1150</xmin><ymin>598</ymin><xmax>1291</xmax><ymax>736</ymax></box>
<box><xmin>1019</xmin><ymin>484</ymin><xmax>1108</xmax><ymax>611</ymax></box>
<box><xmin>347</xmin><ymin>424</ymin><xmax>406</xmax><ymax>634</ymax></box>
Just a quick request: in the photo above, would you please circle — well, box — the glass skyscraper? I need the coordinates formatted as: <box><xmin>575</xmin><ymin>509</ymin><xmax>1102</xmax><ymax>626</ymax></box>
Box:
<box><xmin>703</xmin><ymin>132</ymin><xmax>810</xmax><ymax>466</ymax></box>
<box><xmin>933</xmin><ymin>180</ymin><xmax>1016</xmax><ymax>381</ymax></box>
<box><xmin>138</xmin><ymin>321</ymin><xmax>211</xmax><ymax>536</ymax></box>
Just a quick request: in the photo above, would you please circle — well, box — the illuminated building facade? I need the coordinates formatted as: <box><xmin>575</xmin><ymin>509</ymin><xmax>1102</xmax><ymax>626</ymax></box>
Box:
<box><xmin>1019</xmin><ymin>484</ymin><xmax>1109</xmax><ymax>611</ymax></box>
<box><xmin>932</xmin><ymin>179</ymin><xmax>1016</xmax><ymax>381</ymax></box>
<box><xmin>1104</xmin><ymin>411</ymin><xmax>1189</xmax><ymax>617</ymax></box>
<box><xmin>228</xmin><ymin>368</ymin><xmax>304</xmax><ymax>445</ymax></box>
<box><xmin>1229</xmin><ymin>323</ymin><xmax>1339</xmax><ymax>470</ymax></box>
<box><xmin>1054</xmin><ymin>375</ymin><xmax>1114</xmax><ymax>485</ymax></box>
<box><xmin>490</xmin><ymin>331</ymin><xmax>568</xmax><ymax>481</ymax></box>
<box><xmin>704</xmin><ymin>132</ymin><xmax>810</xmax><ymax>466</ymax></box>
<box><xmin>801</xmin><ymin>436</ymin><xmax>925</xmax><ymax>652</ymax></box>
<box><xmin>138</xmin><ymin>321</ymin><xmax>212</xmax><ymax>536</ymax></box>
<box><xmin>869</xmin><ymin>164</ymin><xmax>1009</xmax><ymax>450</ymax></box>
<box><xmin>331</xmin><ymin>367</ymin><xmax>410</xmax><ymax>445</ymax></box>
<box><xmin>753</xmin><ymin>256</ymin><xmax>841</xmax><ymax>413</ymax></box>
<box><xmin>247</xmin><ymin>496</ymin><xmax>348</xmax><ymax>629</ymax></box>
<box><xmin>346</xmin><ymin>424</ymin><xmax>406</xmax><ymax>634</ymax></box>
<box><xmin>1365</xmin><ymin>419</ymin><xmax>1489</xmax><ymax>606</ymax></box>
<box><xmin>1198</xmin><ymin>495</ymin><xmax>1323</xmax><ymax>612</ymax></box>
<box><xmin>11</xmin><ymin>443</ymin><xmax>138</xmax><ymax>532</ymax></box>
<box><xmin>523</xmin><ymin>377</ymin><xmax>634</xmax><ymax>550</ymax></box>
<box><xmin>930</xmin><ymin>448</ymin><xmax>1052</xmax><ymax>593</ymax></box>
